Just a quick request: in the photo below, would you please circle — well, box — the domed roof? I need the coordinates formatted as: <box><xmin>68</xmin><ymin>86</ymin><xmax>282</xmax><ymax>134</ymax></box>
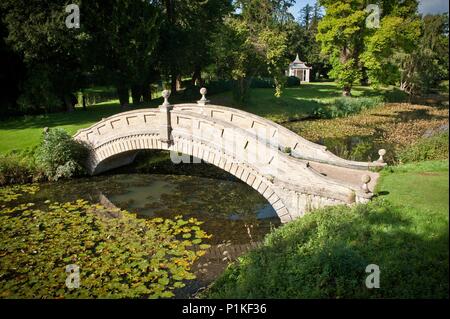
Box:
<box><xmin>289</xmin><ymin>54</ymin><xmax>311</xmax><ymax>69</ymax></box>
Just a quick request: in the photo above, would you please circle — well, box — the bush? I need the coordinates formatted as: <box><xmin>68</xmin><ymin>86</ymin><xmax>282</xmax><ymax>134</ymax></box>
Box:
<box><xmin>17</xmin><ymin>67</ymin><xmax>64</xmax><ymax>114</ymax></box>
<box><xmin>286</xmin><ymin>76</ymin><xmax>300</xmax><ymax>87</ymax></box>
<box><xmin>35</xmin><ymin>128</ymin><xmax>89</xmax><ymax>181</ymax></box>
<box><xmin>0</xmin><ymin>153</ymin><xmax>34</xmax><ymax>186</ymax></box>
<box><xmin>313</xmin><ymin>96</ymin><xmax>385</xmax><ymax>119</ymax></box>
<box><xmin>250</xmin><ymin>77</ymin><xmax>275</xmax><ymax>89</ymax></box>
<box><xmin>398</xmin><ymin>132</ymin><xmax>449</xmax><ymax>163</ymax></box>
<box><xmin>205</xmin><ymin>197</ymin><xmax>448</xmax><ymax>298</ymax></box>
<box><xmin>205</xmin><ymin>79</ymin><xmax>234</xmax><ymax>95</ymax></box>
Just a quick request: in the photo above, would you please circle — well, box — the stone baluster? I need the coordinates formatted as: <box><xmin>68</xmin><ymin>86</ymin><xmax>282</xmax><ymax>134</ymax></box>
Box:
<box><xmin>361</xmin><ymin>174</ymin><xmax>371</xmax><ymax>193</ymax></box>
<box><xmin>197</xmin><ymin>87</ymin><xmax>210</xmax><ymax>106</ymax></box>
<box><xmin>377</xmin><ymin>149</ymin><xmax>386</xmax><ymax>163</ymax></box>
<box><xmin>158</xmin><ymin>90</ymin><xmax>173</xmax><ymax>143</ymax></box>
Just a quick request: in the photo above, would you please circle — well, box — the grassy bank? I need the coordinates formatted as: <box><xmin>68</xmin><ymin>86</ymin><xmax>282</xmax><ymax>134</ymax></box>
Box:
<box><xmin>205</xmin><ymin>160</ymin><xmax>449</xmax><ymax>298</ymax></box>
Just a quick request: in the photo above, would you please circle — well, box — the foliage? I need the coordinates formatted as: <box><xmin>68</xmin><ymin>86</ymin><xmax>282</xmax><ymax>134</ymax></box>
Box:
<box><xmin>210</xmin><ymin>1</ymin><xmax>291</xmax><ymax>102</ymax></box>
<box><xmin>206</xmin><ymin>160</ymin><xmax>449</xmax><ymax>298</ymax></box>
<box><xmin>0</xmin><ymin>149</ymin><xmax>44</xmax><ymax>186</ymax></box>
<box><xmin>0</xmin><ymin>0</ymin><xmax>86</xmax><ymax>112</ymax></box>
<box><xmin>313</xmin><ymin>96</ymin><xmax>384</xmax><ymax>119</ymax></box>
<box><xmin>399</xmin><ymin>14</ymin><xmax>449</xmax><ymax>95</ymax></box>
<box><xmin>82</xmin><ymin>0</ymin><xmax>162</xmax><ymax>109</ymax></box>
<box><xmin>317</xmin><ymin>0</ymin><xmax>425</xmax><ymax>95</ymax></box>
<box><xmin>0</xmin><ymin>82</ymin><xmax>410</xmax><ymax>155</ymax></box>
<box><xmin>0</xmin><ymin>183</ymin><xmax>39</xmax><ymax>202</ymax></box>
<box><xmin>16</xmin><ymin>65</ymin><xmax>66</xmax><ymax>114</ymax></box>
<box><xmin>0</xmin><ymin>11</ymin><xmax>25</xmax><ymax>117</ymax></box>
<box><xmin>361</xmin><ymin>15</ymin><xmax>420</xmax><ymax>90</ymax></box>
<box><xmin>316</xmin><ymin>0</ymin><xmax>367</xmax><ymax>95</ymax></box>
<box><xmin>285</xmin><ymin>2</ymin><xmax>329</xmax><ymax>81</ymax></box>
<box><xmin>0</xmin><ymin>189</ymin><xmax>211</xmax><ymax>298</ymax></box>
<box><xmin>286</xmin><ymin>76</ymin><xmax>300</xmax><ymax>87</ymax></box>
<box><xmin>159</xmin><ymin>0</ymin><xmax>232</xmax><ymax>93</ymax></box>
<box><xmin>34</xmin><ymin>128</ymin><xmax>89</xmax><ymax>181</ymax></box>
<box><xmin>287</xmin><ymin>102</ymin><xmax>449</xmax><ymax>163</ymax></box>
<box><xmin>397</xmin><ymin>132</ymin><xmax>449</xmax><ymax>163</ymax></box>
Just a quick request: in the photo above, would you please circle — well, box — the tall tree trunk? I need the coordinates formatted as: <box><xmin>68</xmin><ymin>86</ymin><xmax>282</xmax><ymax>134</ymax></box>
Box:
<box><xmin>176</xmin><ymin>75</ymin><xmax>182</xmax><ymax>91</ymax></box>
<box><xmin>192</xmin><ymin>65</ymin><xmax>203</xmax><ymax>86</ymax></box>
<box><xmin>342</xmin><ymin>86</ymin><xmax>351</xmax><ymax>96</ymax></box>
<box><xmin>82</xmin><ymin>95</ymin><xmax>87</xmax><ymax>111</ymax></box>
<box><xmin>64</xmin><ymin>94</ymin><xmax>75</xmax><ymax>112</ymax></box>
<box><xmin>142</xmin><ymin>82</ymin><xmax>152</xmax><ymax>103</ymax></box>
<box><xmin>170</xmin><ymin>71</ymin><xmax>177</xmax><ymax>94</ymax></box>
<box><xmin>165</xmin><ymin>0</ymin><xmax>177</xmax><ymax>95</ymax></box>
<box><xmin>340</xmin><ymin>47</ymin><xmax>353</xmax><ymax>96</ymax></box>
<box><xmin>117</xmin><ymin>85</ymin><xmax>129</xmax><ymax>110</ymax></box>
<box><xmin>131</xmin><ymin>85</ymin><xmax>142</xmax><ymax>105</ymax></box>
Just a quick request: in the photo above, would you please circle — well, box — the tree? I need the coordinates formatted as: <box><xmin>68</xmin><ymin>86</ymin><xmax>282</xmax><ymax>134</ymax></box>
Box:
<box><xmin>211</xmin><ymin>0</ymin><xmax>291</xmax><ymax>102</ymax></box>
<box><xmin>317</xmin><ymin>0</ymin><xmax>425</xmax><ymax>96</ymax></box>
<box><xmin>299</xmin><ymin>4</ymin><xmax>312</xmax><ymax>28</ymax></box>
<box><xmin>316</xmin><ymin>0</ymin><xmax>368</xmax><ymax>96</ymax></box>
<box><xmin>158</xmin><ymin>0</ymin><xmax>232</xmax><ymax>94</ymax></box>
<box><xmin>359</xmin><ymin>1</ymin><xmax>441</xmax><ymax>94</ymax></box>
<box><xmin>0</xmin><ymin>8</ymin><xmax>26</xmax><ymax>116</ymax></box>
<box><xmin>286</xmin><ymin>1</ymin><xmax>328</xmax><ymax>81</ymax></box>
<box><xmin>1</xmin><ymin>0</ymin><xmax>86</xmax><ymax>112</ymax></box>
<box><xmin>82</xmin><ymin>0</ymin><xmax>162</xmax><ymax>109</ymax></box>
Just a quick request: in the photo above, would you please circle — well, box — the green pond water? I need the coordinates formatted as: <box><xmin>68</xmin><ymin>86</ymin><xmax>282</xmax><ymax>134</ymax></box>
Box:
<box><xmin>18</xmin><ymin>174</ymin><xmax>280</xmax><ymax>245</ymax></box>
<box><xmin>10</xmin><ymin>173</ymin><xmax>280</xmax><ymax>297</ymax></box>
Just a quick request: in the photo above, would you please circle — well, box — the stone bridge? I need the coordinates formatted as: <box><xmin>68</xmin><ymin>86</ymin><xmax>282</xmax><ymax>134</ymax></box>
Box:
<box><xmin>74</xmin><ymin>89</ymin><xmax>386</xmax><ymax>223</ymax></box>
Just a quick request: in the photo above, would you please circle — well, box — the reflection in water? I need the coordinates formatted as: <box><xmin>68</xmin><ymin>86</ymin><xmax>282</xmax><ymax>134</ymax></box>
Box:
<box><xmin>17</xmin><ymin>173</ymin><xmax>280</xmax><ymax>297</ymax></box>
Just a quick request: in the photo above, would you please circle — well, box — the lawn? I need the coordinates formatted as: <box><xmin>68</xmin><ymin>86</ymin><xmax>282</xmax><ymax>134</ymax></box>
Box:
<box><xmin>211</xmin><ymin>82</ymin><xmax>405</xmax><ymax>123</ymax></box>
<box><xmin>205</xmin><ymin>160</ymin><xmax>449</xmax><ymax>298</ymax></box>
<box><xmin>0</xmin><ymin>100</ymin><xmax>160</xmax><ymax>154</ymax></box>
<box><xmin>0</xmin><ymin>82</ymin><xmax>403</xmax><ymax>154</ymax></box>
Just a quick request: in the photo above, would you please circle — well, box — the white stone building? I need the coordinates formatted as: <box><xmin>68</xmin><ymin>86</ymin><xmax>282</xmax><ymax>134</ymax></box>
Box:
<box><xmin>287</xmin><ymin>54</ymin><xmax>312</xmax><ymax>82</ymax></box>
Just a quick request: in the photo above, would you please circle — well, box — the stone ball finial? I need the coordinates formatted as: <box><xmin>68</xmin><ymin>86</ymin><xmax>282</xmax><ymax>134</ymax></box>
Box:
<box><xmin>377</xmin><ymin>149</ymin><xmax>386</xmax><ymax>163</ymax></box>
<box><xmin>161</xmin><ymin>89</ymin><xmax>171</xmax><ymax>107</ymax></box>
<box><xmin>361</xmin><ymin>174</ymin><xmax>371</xmax><ymax>184</ymax></box>
<box><xmin>361</xmin><ymin>174</ymin><xmax>371</xmax><ymax>193</ymax></box>
<box><xmin>197</xmin><ymin>87</ymin><xmax>210</xmax><ymax>106</ymax></box>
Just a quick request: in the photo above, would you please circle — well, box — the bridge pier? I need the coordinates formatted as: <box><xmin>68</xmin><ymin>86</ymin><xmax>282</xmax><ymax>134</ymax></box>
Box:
<box><xmin>158</xmin><ymin>90</ymin><xmax>173</xmax><ymax>144</ymax></box>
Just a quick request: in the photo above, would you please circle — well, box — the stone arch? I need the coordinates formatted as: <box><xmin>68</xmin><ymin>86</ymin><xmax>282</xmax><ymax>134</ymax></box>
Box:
<box><xmin>74</xmin><ymin>98</ymin><xmax>384</xmax><ymax>223</ymax></box>
<box><xmin>89</xmin><ymin>133</ymin><xmax>293</xmax><ymax>222</ymax></box>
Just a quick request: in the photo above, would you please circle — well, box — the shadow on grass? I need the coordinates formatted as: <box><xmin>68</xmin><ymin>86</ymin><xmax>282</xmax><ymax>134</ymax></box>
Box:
<box><xmin>0</xmin><ymin>97</ymin><xmax>165</xmax><ymax>130</ymax></box>
<box><xmin>206</xmin><ymin>201</ymin><xmax>449</xmax><ymax>298</ymax></box>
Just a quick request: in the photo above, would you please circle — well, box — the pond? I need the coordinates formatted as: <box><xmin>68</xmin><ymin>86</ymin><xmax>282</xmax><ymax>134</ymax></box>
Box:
<box><xmin>6</xmin><ymin>172</ymin><xmax>281</xmax><ymax>298</ymax></box>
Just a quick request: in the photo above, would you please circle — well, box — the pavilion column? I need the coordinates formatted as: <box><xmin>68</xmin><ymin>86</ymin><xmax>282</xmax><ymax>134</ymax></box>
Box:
<box><xmin>306</xmin><ymin>69</ymin><xmax>310</xmax><ymax>82</ymax></box>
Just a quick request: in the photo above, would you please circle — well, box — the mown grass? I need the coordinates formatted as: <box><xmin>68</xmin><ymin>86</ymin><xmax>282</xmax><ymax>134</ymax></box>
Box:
<box><xmin>211</xmin><ymin>82</ymin><xmax>405</xmax><ymax>123</ymax></box>
<box><xmin>0</xmin><ymin>82</ymin><xmax>404</xmax><ymax>154</ymax></box>
<box><xmin>204</xmin><ymin>160</ymin><xmax>449</xmax><ymax>299</ymax></box>
<box><xmin>0</xmin><ymin>100</ymin><xmax>160</xmax><ymax>154</ymax></box>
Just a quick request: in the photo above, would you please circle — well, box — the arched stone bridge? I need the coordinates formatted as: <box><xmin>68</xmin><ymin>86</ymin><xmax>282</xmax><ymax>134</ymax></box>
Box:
<box><xmin>74</xmin><ymin>89</ymin><xmax>386</xmax><ymax>223</ymax></box>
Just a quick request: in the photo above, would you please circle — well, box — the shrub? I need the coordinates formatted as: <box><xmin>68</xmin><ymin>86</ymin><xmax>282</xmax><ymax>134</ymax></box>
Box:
<box><xmin>16</xmin><ymin>65</ymin><xmax>65</xmax><ymax>114</ymax></box>
<box><xmin>286</xmin><ymin>76</ymin><xmax>300</xmax><ymax>87</ymax></box>
<box><xmin>397</xmin><ymin>132</ymin><xmax>449</xmax><ymax>163</ymax></box>
<box><xmin>205</xmin><ymin>198</ymin><xmax>448</xmax><ymax>298</ymax></box>
<box><xmin>313</xmin><ymin>96</ymin><xmax>385</xmax><ymax>119</ymax></box>
<box><xmin>205</xmin><ymin>79</ymin><xmax>234</xmax><ymax>95</ymax></box>
<box><xmin>0</xmin><ymin>147</ymin><xmax>48</xmax><ymax>186</ymax></box>
<box><xmin>250</xmin><ymin>77</ymin><xmax>275</xmax><ymax>89</ymax></box>
<box><xmin>34</xmin><ymin>128</ymin><xmax>89</xmax><ymax>181</ymax></box>
<box><xmin>0</xmin><ymin>154</ymin><xmax>34</xmax><ymax>186</ymax></box>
